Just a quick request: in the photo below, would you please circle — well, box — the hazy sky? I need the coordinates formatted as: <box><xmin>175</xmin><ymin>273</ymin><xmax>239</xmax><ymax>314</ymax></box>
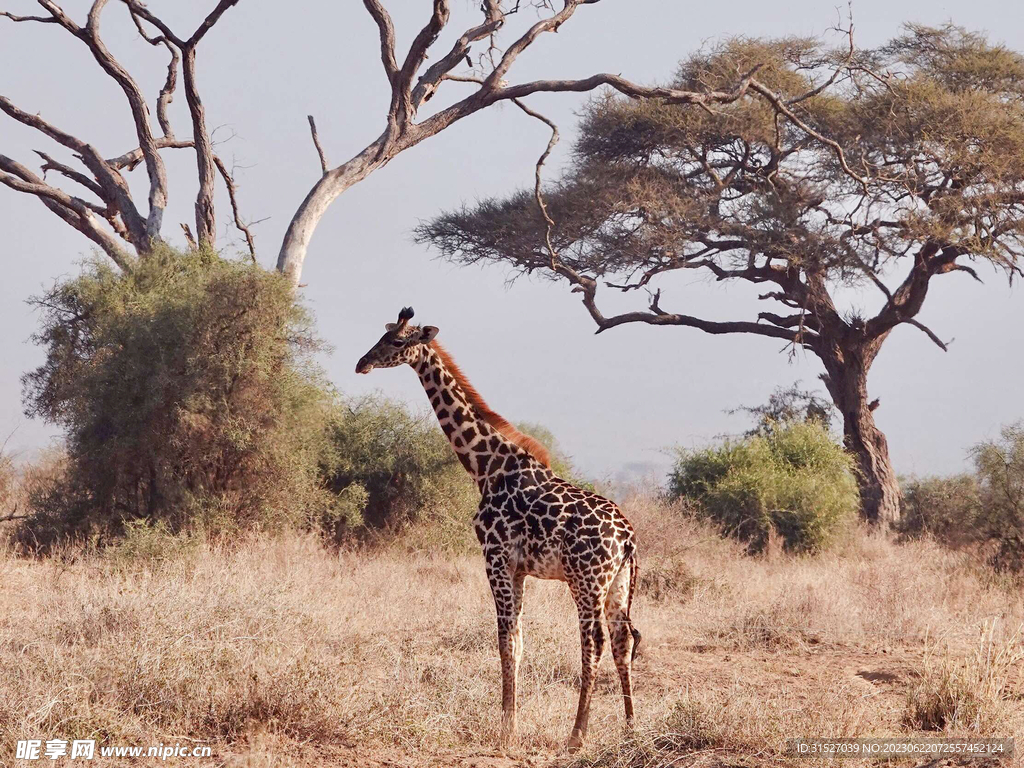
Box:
<box><xmin>1</xmin><ymin>0</ymin><xmax>1021</xmax><ymax>480</ymax></box>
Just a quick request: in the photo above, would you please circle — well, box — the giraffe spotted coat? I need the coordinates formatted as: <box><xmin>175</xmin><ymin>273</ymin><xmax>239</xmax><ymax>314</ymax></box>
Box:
<box><xmin>356</xmin><ymin>307</ymin><xmax>640</xmax><ymax>752</ymax></box>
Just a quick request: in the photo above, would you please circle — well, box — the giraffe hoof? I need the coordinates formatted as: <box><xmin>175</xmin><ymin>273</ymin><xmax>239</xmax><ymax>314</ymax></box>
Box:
<box><xmin>567</xmin><ymin>732</ymin><xmax>584</xmax><ymax>753</ymax></box>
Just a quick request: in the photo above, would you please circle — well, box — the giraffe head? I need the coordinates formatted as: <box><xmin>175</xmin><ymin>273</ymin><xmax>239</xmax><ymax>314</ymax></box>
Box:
<box><xmin>355</xmin><ymin>307</ymin><xmax>439</xmax><ymax>374</ymax></box>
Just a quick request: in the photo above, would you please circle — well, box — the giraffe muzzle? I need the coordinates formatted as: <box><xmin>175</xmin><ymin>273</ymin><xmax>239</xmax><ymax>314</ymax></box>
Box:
<box><xmin>355</xmin><ymin>356</ymin><xmax>373</xmax><ymax>374</ymax></box>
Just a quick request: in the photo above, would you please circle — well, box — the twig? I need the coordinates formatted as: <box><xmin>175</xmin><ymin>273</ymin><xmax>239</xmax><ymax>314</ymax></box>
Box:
<box><xmin>213</xmin><ymin>156</ymin><xmax>256</xmax><ymax>260</ymax></box>
<box><xmin>308</xmin><ymin>115</ymin><xmax>329</xmax><ymax>176</ymax></box>
<box><xmin>511</xmin><ymin>98</ymin><xmax>559</xmax><ymax>271</ymax></box>
<box><xmin>905</xmin><ymin>318</ymin><xmax>950</xmax><ymax>352</ymax></box>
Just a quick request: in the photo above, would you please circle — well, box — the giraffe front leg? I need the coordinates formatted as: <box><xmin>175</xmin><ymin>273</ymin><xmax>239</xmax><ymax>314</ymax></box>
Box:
<box><xmin>567</xmin><ymin>598</ymin><xmax>605</xmax><ymax>753</ymax></box>
<box><xmin>488</xmin><ymin>562</ymin><xmax>525</xmax><ymax>748</ymax></box>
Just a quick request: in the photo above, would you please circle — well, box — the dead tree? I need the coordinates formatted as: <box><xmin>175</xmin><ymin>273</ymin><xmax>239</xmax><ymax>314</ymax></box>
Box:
<box><xmin>417</xmin><ymin>29</ymin><xmax>1024</xmax><ymax>524</ymax></box>
<box><xmin>0</xmin><ymin>0</ymin><xmax>253</xmax><ymax>264</ymax></box>
<box><xmin>3</xmin><ymin>0</ymin><xmax>779</xmax><ymax>286</ymax></box>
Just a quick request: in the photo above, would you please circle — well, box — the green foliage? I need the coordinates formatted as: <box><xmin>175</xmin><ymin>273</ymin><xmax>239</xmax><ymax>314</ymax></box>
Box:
<box><xmin>973</xmin><ymin>422</ymin><xmax>1024</xmax><ymax>573</ymax></box>
<box><xmin>731</xmin><ymin>383</ymin><xmax>835</xmax><ymax>438</ymax></box>
<box><xmin>17</xmin><ymin>246</ymin><xmax>333</xmax><ymax>550</ymax></box>
<box><xmin>668</xmin><ymin>421</ymin><xmax>858</xmax><ymax>553</ymax></box>
<box><xmin>898</xmin><ymin>423</ymin><xmax>1024</xmax><ymax>572</ymax></box>
<box><xmin>421</xmin><ymin>27</ymin><xmax>1024</xmax><ymax>286</ymax></box>
<box><xmin>13</xmin><ymin>245</ymin><xmax>594</xmax><ymax>553</ymax></box>
<box><xmin>100</xmin><ymin>518</ymin><xmax>201</xmax><ymax>573</ymax></box>
<box><xmin>318</xmin><ymin>394</ymin><xmax>477</xmax><ymax>538</ymax></box>
<box><xmin>898</xmin><ymin>474</ymin><xmax>982</xmax><ymax>546</ymax></box>
<box><xmin>315</xmin><ymin>408</ymin><xmax>584</xmax><ymax>549</ymax></box>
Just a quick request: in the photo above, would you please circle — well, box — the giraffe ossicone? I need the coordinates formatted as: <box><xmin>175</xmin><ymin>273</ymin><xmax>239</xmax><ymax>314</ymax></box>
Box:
<box><xmin>356</xmin><ymin>306</ymin><xmax>641</xmax><ymax>752</ymax></box>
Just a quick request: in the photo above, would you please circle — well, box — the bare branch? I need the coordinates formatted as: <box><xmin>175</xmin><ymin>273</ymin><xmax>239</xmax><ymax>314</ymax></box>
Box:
<box><xmin>590</xmin><ymin>293</ymin><xmax>816</xmax><ymax>345</ymax></box>
<box><xmin>123</xmin><ymin>0</ymin><xmax>243</xmax><ymax>247</ymax></box>
<box><xmin>0</xmin><ymin>153</ymin><xmax>133</xmax><ymax>268</ymax></box>
<box><xmin>0</xmin><ymin>10</ymin><xmax>58</xmax><ymax>23</ymax></box>
<box><xmin>34</xmin><ymin>150</ymin><xmax>105</xmax><ymax>200</ymax></box>
<box><xmin>308</xmin><ymin>115</ymin><xmax>328</xmax><ymax>176</ymax></box>
<box><xmin>212</xmin><ymin>155</ymin><xmax>256</xmax><ymax>260</ymax></box>
<box><xmin>181</xmin><ymin>44</ymin><xmax>217</xmax><ymax>245</ymax></box>
<box><xmin>396</xmin><ymin>0</ymin><xmax>449</xmax><ymax>121</ymax></box>
<box><xmin>0</xmin><ymin>93</ymin><xmax>149</xmax><ymax>248</ymax></box>
<box><xmin>411</xmin><ymin>7</ymin><xmax>503</xmax><ymax>107</ymax></box>
<box><xmin>186</xmin><ymin>0</ymin><xmax>239</xmax><ymax>46</ymax></box>
<box><xmin>0</xmin><ymin>93</ymin><xmax>91</xmax><ymax>154</ymax></box>
<box><xmin>484</xmin><ymin>0</ymin><xmax>586</xmax><ymax>89</ymax></box>
<box><xmin>511</xmin><ymin>98</ymin><xmax>559</xmax><ymax>270</ymax></box>
<box><xmin>490</xmin><ymin>67</ymin><xmax>763</xmax><ymax>106</ymax></box>
<box><xmin>361</xmin><ymin>0</ymin><xmax>399</xmax><ymax>86</ymax></box>
<box><xmin>79</xmin><ymin>0</ymin><xmax>168</xmax><ymax>239</ymax></box>
<box><xmin>180</xmin><ymin>222</ymin><xmax>198</xmax><ymax>250</ymax></box>
<box><xmin>127</xmin><ymin>9</ymin><xmax>180</xmax><ymax>137</ymax></box>
<box><xmin>904</xmin><ymin>318</ymin><xmax>949</xmax><ymax>351</ymax></box>
<box><xmin>106</xmin><ymin>137</ymin><xmax>194</xmax><ymax>171</ymax></box>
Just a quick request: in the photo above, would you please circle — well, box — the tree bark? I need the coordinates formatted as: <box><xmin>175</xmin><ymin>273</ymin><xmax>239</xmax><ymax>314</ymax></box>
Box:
<box><xmin>275</xmin><ymin>138</ymin><xmax>385</xmax><ymax>286</ymax></box>
<box><xmin>820</xmin><ymin>343</ymin><xmax>901</xmax><ymax>526</ymax></box>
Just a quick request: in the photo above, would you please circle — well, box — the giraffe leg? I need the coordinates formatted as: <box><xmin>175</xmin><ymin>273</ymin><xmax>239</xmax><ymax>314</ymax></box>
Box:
<box><xmin>605</xmin><ymin>558</ymin><xmax>637</xmax><ymax>726</ymax></box>
<box><xmin>567</xmin><ymin>594</ymin><xmax>606</xmax><ymax>753</ymax></box>
<box><xmin>488</xmin><ymin>562</ymin><xmax>525</xmax><ymax>748</ymax></box>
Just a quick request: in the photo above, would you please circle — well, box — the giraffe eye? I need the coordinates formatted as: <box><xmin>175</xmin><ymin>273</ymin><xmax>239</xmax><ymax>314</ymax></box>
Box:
<box><xmin>390</xmin><ymin>341</ymin><xmax>404</xmax><ymax>348</ymax></box>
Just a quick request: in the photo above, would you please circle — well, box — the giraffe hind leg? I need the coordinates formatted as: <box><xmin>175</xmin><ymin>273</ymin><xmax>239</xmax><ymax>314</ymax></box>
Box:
<box><xmin>567</xmin><ymin>588</ymin><xmax>607</xmax><ymax>753</ymax></box>
<box><xmin>606</xmin><ymin>556</ymin><xmax>638</xmax><ymax>724</ymax></box>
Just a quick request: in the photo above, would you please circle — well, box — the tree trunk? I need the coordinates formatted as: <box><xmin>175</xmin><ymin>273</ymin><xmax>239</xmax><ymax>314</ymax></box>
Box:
<box><xmin>820</xmin><ymin>345</ymin><xmax>902</xmax><ymax>526</ymax></box>
<box><xmin>276</xmin><ymin>138</ymin><xmax>385</xmax><ymax>287</ymax></box>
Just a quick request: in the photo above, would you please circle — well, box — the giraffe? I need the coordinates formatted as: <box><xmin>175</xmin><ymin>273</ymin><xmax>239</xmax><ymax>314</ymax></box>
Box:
<box><xmin>356</xmin><ymin>307</ymin><xmax>641</xmax><ymax>752</ymax></box>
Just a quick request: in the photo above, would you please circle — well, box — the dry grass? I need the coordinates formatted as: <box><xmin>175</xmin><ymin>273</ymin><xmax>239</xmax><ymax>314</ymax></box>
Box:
<box><xmin>904</xmin><ymin>622</ymin><xmax>1024</xmax><ymax>734</ymax></box>
<box><xmin>1</xmin><ymin>493</ymin><xmax>1022</xmax><ymax>767</ymax></box>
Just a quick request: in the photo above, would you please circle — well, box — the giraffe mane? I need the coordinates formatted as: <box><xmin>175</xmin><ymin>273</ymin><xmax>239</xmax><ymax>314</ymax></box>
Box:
<box><xmin>429</xmin><ymin>341</ymin><xmax>552</xmax><ymax>468</ymax></box>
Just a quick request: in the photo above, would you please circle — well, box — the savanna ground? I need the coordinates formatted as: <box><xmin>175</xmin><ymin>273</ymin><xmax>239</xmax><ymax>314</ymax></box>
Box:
<box><xmin>1</xmin><ymin>492</ymin><xmax>1022</xmax><ymax>768</ymax></box>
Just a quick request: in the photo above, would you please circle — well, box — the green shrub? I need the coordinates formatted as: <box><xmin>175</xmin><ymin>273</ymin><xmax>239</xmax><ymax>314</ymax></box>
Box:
<box><xmin>973</xmin><ymin>422</ymin><xmax>1024</xmax><ymax>573</ymax></box>
<box><xmin>899</xmin><ymin>423</ymin><xmax>1024</xmax><ymax>572</ymax></box>
<box><xmin>730</xmin><ymin>383</ymin><xmax>835</xmax><ymax>438</ymax></box>
<box><xmin>667</xmin><ymin>421</ymin><xmax>858</xmax><ymax>553</ymax></box>
<box><xmin>318</xmin><ymin>395</ymin><xmax>477</xmax><ymax>539</ymax></box>
<box><xmin>317</xmin><ymin>407</ymin><xmax>581</xmax><ymax>549</ymax></box>
<box><xmin>17</xmin><ymin>246</ymin><xmax>333</xmax><ymax>550</ymax></box>
<box><xmin>898</xmin><ymin>474</ymin><xmax>982</xmax><ymax>546</ymax></box>
<box><xmin>14</xmin><ymin>246</ymin><xmax>585</xmax><ymax>552</ymax></box>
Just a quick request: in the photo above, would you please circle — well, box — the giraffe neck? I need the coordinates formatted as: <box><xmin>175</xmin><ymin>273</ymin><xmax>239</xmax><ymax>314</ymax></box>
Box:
<box><xmin>413</xmin><ymin>345</ymin><xmax>528</xmax><ymax>486</ymax></box>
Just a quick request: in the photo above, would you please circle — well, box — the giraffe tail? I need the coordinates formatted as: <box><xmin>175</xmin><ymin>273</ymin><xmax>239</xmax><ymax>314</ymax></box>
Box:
<box><xmin>626</xmin><ymin>544</ymin><xmax>641</xmax><ymax>661</ymax></box>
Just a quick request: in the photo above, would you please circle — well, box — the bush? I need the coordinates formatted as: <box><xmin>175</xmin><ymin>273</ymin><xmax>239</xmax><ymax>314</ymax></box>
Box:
<box><xmin>319</xmin><ymin>395</ymin><xmax>477</xmax><ymax>540</ymax></box>
<box><xmin>898</xmin><ymin>474</ymin><xmax>982</xmax><ymax>546</ymax></box>
<box><xmin>973</xmin><ymin>422</ymin><xmax>1024</xmax><ymax>573</ymax></box>
<box><xmin>0</xmin><ymin>450</ymin><xmax>13</xmax><ymax>514</ymax></box>
<box><xmin>667</xmin><ymin>421</ymin><xmax>858</xmax><ymax>553</ymax></box>
<box><xmin>317</xmin><ymin>408</ymin><xmax>582</xmax><ymax>550</ymax></box>
<box><xmin>13</xmin><ymin>246</ymin><xmax>583</xmax><ymax>552</ymax></box>
<box><xmin>899</xmin><ymin>423</ymin><xmax>1024</xmax><ymax>572</ymax></box>
<box><xmin>17</xmin><ymin>247</ymin><xmax>334</xmax><ymax>550</ymax></box>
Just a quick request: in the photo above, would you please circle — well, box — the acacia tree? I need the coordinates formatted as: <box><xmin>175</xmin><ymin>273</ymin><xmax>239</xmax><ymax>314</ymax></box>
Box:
<box><xmin>417</xmin><ymin>27</ymin><xmax>1024</xmax><ymax>524</ymax></box>
<box><xmin>0</xmin><ymin>0</ymin><xmax>783</xmax><ymax>286</ymax></box>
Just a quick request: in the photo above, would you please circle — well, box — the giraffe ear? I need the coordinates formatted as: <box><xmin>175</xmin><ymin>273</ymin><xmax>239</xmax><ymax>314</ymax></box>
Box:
<box><xmin>385</xmin><ymin>322</ymin><xmax>398</xmax><ymax>331</ymax></box>
<box><xmin>420</xmin><ymin>326</ymin><xmax>439</xmax><ymax>343</ymax></box>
